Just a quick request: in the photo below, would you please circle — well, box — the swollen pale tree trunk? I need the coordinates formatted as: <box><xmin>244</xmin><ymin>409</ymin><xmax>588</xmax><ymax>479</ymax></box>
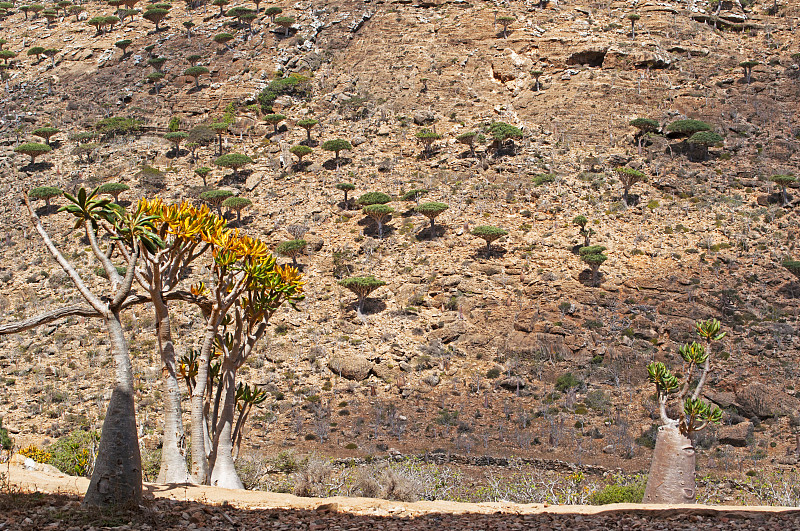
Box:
<box><xmin>153</xmin><ymin>294</ymin><xmax>191</xmax><ymax>484</ymax></box>
<box><xmin>642</xmin><ymin>424</ymin><xmax>696</xmax><ymax>503</ymax></box>
<box><xmin>84</xmin><ymin>313</ymin><xmax>143</xmax><ymax>507</ymax></box>
<box><xmin>209</xmin><ymin>359</ymin><xmax>244</xmax><ymax>489</ymax></box>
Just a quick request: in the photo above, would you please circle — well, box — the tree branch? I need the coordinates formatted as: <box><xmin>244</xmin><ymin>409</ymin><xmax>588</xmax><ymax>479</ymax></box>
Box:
<box><xmin>24</xmin><ymin>194</ymin><xmax>107</xmax><ymax>314</ymax></box>
<box><xmin>86</xmin><ymin>218</ymin><xmax>122</xmax><ymax>289</ymax></box>
<box><xmin>692</xmin><ymin>356</ymin><xmax>711</xmax><ymax>401</ymax></box>
<box><xmin>0</xmin><ymin>305</ymin><xmax>101</xmax><ymax>335</ymax></box>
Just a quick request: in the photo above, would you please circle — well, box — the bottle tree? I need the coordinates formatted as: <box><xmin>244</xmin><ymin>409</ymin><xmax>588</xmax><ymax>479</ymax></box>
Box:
<box><xmin>643</xmin><ymin>319</ymin><xmax>725</xmax><ymax>504</ymax></box>
<box><xmin>339</xmin><ymin>275</ymin><xmax>385</xmax><ymax>315</ymax></box>
<box><xmin>471</xmin><ymin>225</ymin><xmax>508</xmax><ymax>255</ymax></box>
<box><xmin>614</xmin><ymin>167</ymin><xmax>645</xmax><ymax>207</ymax></box>
<box><xmin>770</xmin><ymin>174</ymin><xmax>796</xmax><ymax>206</ymax></box>
<box><xmin>0</xmin><ymin>188</ymin><xmax>161</xmax><ymax>507</ymax></box>
<box><xmin>579</xmin><ymin>245</ymin><xmax>607</xmax><ymax>287</ymax></box>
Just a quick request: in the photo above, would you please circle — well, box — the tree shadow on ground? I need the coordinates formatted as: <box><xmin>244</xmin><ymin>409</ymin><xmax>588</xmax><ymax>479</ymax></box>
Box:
<box><xmin>22</xmin><ymin>161</ymin><xmax>54</xmax><ymax>173</ymax></box>
<box><xmin>472</xmin><ymin>245</ymin><xmax>507</xmax><ymax>260</ymax></box>
<box><xmin>292</xmin><ymin>160</ymin><xmax>313</xmax><ymax>172</ymax></box>
<box><xmin>186</xmin><ymin>83</ymin><xmax>208</xmax><ymax>95</ymax></box>
<box><xmin>345</xmin><ymin>298</ymin><xmax>387</xmax><ymax>317</ymax></box>
<box><xmin>323</xmin><ymin>157</ymin><xmax>351</xmax><ymax>170</ymax></box>
<box><xmin>416</xmin><ymin>225</ymin><xmax>446</xmax><ymax>240</ymax></box>
<box><xmin>778</xmin><ymin>281</ymin><xmax>800</xmax><ymax>299</ymax></box>
<box><xmin>165</xmin><ymin>148</ymin><xmax>186</xmax><ymax>159</ymax></box>
<box><xmin>34</xmin><ymin>204</ymin><xmax>60</xmax><ymax>217</ymax></box>
<box><xmin>757</xmin><ymin>192</ymin><xmax>792</xmax><ymax>207</ymax></box>
<box><xmin>357</xmin><ymin>216</ymin><xmax>395</xmax><ymax>239</ymax></box>
<box><xmin>623</xmin><ymin>193</ymin><xmax>641</xmax><ymax>207</ymax></box>
<box><xmin>578</xmin><ymin>268</ymin><xmax>604</xmax><ymax>287</ymax></box>
<box><xmin>218</xmin><ymin>169</ymin><xmax>252</xmax><ymax>186</ymax></box>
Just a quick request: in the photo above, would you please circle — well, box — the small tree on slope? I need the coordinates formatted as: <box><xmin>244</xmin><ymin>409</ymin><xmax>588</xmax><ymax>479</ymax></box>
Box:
<box><xmin>643</xmin><ymin>319</ymin><xmax>725</xmax><ymax>504</ymax></box>
<box><xmin>339</xmin><ymin>275</ymin><xmax>385</xmax><ymax>314</ymax></box>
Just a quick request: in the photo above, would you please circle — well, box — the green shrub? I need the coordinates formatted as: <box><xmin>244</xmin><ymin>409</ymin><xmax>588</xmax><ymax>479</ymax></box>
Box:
<box><xmin>0</xmin><ymin>418</ymin><xmax>12</xmax><ymax>451</ymax></box>
<box><xmin>47</xmin><ymin>430</ymin><xmax>100</xmax><ymax>478</ymax></box>
<box><xmin>257</xmin><ymin>73</ymin><xmax>311</xmax><ymax>113</ymax></box>
<box><xmin>532</xmin><ymin>173</ymin><xmax>555</xmax><ymax>186</ymax></box>
<box><xmin>555</xmin><ymin>372</ymin><xmax>582</xmax><ymax>392</ymax></box>
<box><xmin>589</xmin><ymin>476</ymin><xmax>646</xmax><ymax>504</ymax></box>
<box><xmin>95</xmin><ymin>116</ymin><xmax>143</xmax><ymax>137</ymax></box>
<box><xmin>584</xmin><ymin>389</ymin><xmax>610</xmax><ymax>411</ymax></box>
<box><xmin>486</xmin><ymin>367</ymin><xmax>501</xmax><ymax>379</ymax></box>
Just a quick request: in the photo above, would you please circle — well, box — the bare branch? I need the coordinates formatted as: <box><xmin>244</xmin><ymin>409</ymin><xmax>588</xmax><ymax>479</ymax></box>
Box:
<box><xmin>112</xmin><ymin>243</ymin><xmax>139</xmax><ymax>308</ymax></box>
<box><xmin>0</xmin><ymin>305</ymin><xmax>101</xmax><ymax>335</ymax></box>
<box><xmin>86</xmin><ymin>218</ymin><xmax>122</xmax><ymax>289</ymax></box>
<box><xmin>692</xmin><ymin>356</ymin><xmax>710</xmax><ymax>401</ymax></box>
<box><xmin>24</xmin><ymin>194</ymin><xmax>107</xmax><ymax>314</ymax></box>
<box><xmin>0</xmin><ymin>290</ymin><xmax>210</xmax><ymax>336</ymax></box>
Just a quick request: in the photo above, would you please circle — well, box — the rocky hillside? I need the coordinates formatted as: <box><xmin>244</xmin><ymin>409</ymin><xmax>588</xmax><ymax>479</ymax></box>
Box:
<box><xmin>0</xmin><ymin>0</ymin><xmax>799</xmax><ymax>488</ymax></box>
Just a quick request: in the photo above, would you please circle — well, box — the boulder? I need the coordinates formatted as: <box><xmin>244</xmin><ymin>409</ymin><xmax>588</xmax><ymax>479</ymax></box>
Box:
<box><xmin>735</xmin><ymin>383</ymin><xmax>800</xmax><ymax>419</ymax></box>
<box><xmin>328</xmin><ymin>353</ymin><xmax>373</xmax><ymax>381</ymax></box>
<box><xmin>413</xmin><ymin>110</ymin><xmax>436</xmax><ymax>125</ymax></box>
<box><xmin>716</xmin><ymin>421</ymin><xmax>752</xmax><ymax>447</ymax></box>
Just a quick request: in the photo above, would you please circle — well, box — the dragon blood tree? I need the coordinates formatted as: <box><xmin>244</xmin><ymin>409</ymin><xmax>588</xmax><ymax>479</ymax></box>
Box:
<box><xmin>643</xmin><ymin>319</ymin><xmax>725</xmax><ymax>504</ymax></box>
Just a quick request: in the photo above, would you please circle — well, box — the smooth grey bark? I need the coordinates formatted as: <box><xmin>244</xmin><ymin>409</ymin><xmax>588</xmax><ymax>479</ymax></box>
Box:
<box><xmin>208</xmin><ymin>359</ymin><xmax>244</xmax><ymax>489</ymax></box>
<box><xmin>22</xmin><ymin>194</ymin><xmax>143</xmax><ymax>508</ymax></box>
<box><xmin>153</xmin><ymin>293</ymin><xmax>191</xmax><ymax>484</ymax></box>
<box><xmin>642</xmin><ymin>424</ymin><xmax>696</xmax><ymax>503</ymax></box>
<box><xmin>84</xmin><ymin>312</ymin><xmax>143</xmax><ymax>507</ymax></box>
<box><xmin>191</xmin><ymin>311</ymin><xmax>222</xmax><ymax>484</ymax></box>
